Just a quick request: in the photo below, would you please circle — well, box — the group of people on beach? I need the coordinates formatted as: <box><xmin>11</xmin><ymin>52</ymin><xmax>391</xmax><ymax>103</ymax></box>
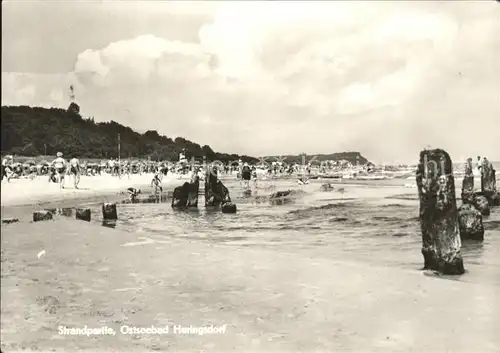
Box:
<box><xmin>1</xmin><ymin>155</ymin><xmax>14</xmax><ymax>183</ymax></box>
<box><xmin>2</xmin><ymin>152</ymin><xmax>81</xmax><ymax>188</ymax></box>
<box><xmin>48</xmin><ymin>152</ymin><xmax>81</xmax><ymax>189</ymax></box>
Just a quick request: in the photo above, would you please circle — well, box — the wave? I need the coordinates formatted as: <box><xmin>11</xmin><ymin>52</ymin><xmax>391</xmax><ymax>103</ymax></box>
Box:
<box><xmin>385</xmin><ymin>194</ymin><xmax>419</xmax><ymax>201</ymax></box>
<box><xmin>288</xmin><ymin>202</ymin><xmax>358</xmax><ymax>215</ymax></box>
<box><xmin>329</xmin><ymin>217</ymin><xmax>350</xmax><ymax>223</ymax></box>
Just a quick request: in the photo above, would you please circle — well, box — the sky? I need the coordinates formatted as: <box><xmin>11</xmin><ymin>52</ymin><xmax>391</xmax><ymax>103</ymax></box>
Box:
<box><xmin>2</xmin><ymin>0</ymin><xmax>499</xmax><ymax>164</ymax></box>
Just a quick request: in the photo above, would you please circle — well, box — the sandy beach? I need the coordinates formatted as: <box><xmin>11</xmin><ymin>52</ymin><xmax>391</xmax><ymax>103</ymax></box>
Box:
<box><xmin>0</xmin><ymin>173</ymin><xmax>186</xmax><ymax>208</ymax></box>
<box><xmin>1</xmin><ymin>218</ymin><xmax>499</xmax><ymax>353</ymax></box>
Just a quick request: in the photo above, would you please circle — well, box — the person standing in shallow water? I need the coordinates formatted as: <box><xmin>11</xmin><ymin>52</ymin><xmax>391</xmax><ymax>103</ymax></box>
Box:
<box><xmin>151</xmin><ymin>172</ymin><xmax>163</xmax><ymax>195</ymax></box>
<box><xmin>251</xmin><ymin>166</ymin><xmax>258</xmax><ymax>187</ymax></box>
<box><xmin>241</xmin><ymin>162</ymin><xmax>251</xmax><ymax>189</ymax></box>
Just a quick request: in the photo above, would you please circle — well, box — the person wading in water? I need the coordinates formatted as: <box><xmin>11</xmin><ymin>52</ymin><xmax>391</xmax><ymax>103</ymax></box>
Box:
<box><xmin>251</xmin><ymin>166</ymin><xmax>258</xmax><ymax>188</ymax></box>
<box><xmin>151</xmin><ymin>172</ymin><xmax>163</xmax><ymax>196</ymax></box>
<box><xmin>241</xmin><ymin>162</ymin><xmax>252</xmax><ymax>189</ymax></box>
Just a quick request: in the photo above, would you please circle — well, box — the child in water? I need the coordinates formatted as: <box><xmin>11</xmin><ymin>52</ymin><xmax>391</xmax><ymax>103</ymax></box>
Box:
<box><xmin>151</xmin><ymin>173</ymin><xmax>163</xmax><ymax>195</ymax></box>
<box><xmin>251</xmin><ymin>166</ymin><xmax>258</xmax><ymax>187</ymax></box>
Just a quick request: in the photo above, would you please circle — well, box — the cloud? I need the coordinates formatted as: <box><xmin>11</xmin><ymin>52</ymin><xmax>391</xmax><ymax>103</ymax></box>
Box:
<box><xmin>2</xmin><ymin>1</ymin><xmax>499</xmax><ymax>163</ymax></box>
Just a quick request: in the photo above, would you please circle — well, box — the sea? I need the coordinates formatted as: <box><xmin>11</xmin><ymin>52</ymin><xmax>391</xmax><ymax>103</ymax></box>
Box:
<box><xmin>75</xmin><ymin>172</ymin><xmax>500</xmax><ymax>287</ymax></box>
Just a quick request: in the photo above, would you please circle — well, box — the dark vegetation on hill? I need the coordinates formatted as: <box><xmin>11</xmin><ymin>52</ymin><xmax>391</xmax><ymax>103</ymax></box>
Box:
<box><xmin>1</xmin><ymin>105</ymin><xmax>259</xmax><ymax>163</ymax></box>
<box><xmin>1</xmin><ymin>104</ymin><xmax>370</xmax><ymax>165</ymax></box>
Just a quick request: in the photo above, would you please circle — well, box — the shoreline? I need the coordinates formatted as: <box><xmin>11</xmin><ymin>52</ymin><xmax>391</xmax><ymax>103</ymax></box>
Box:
<box><xmin>0</xmin><ymin>173</ymin><xmax>189</xmax><ymax>208</ymax></box>
<box><xmin>1</xmin><ymin>171</ymin><xmax>492</xmax><ymax>211</ymax></box>
<box><xmin>0</xmin><ymin>173</ymin><xmax>192</xmax><ymax>222</ymax></box>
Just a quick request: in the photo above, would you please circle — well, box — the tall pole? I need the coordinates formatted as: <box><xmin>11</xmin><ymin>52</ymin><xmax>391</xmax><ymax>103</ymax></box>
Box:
<box><xmin>118</xmin><ymin>133</ymin><xmax>121</xmax><ymax>178</ymax></box>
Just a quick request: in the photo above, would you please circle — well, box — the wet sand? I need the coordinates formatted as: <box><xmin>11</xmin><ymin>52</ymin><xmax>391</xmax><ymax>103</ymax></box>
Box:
<box><xmin>1</xmin><ymin>219</ymin><xmax>499</xmax><ymax>353</ymax></box>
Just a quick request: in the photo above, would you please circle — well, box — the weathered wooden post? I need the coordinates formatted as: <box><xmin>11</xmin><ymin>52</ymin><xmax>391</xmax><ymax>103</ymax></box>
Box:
<box><xmin>473</xmin><ymin>195</ymin><xmax>490</xmax><ymax>216</ymax></box>
<box><xmin>59</xmin><ymin>208</ymin><xmax>73</xmax><ymax>217</ymax></box>
<box><xmin>102</xmin><ymin>203</ymin><xmax>118</xmax><ymax>220</ymax></box>
<box><xmin>461</xmin><ymin>158</ymin><xmax>474</xmax><ymax>204</ymax></box>
<box><xmin>1</xmin><ymin>218</ymin><xmax>19</xmax><ymax>224</ymax></box>
<box><xmin>187</xmin><ymin>175</ymin><xmax>200</xmax><ymax>207</ymax></box>
<box><xmin>416</xmin><ymin>148</ymin><xmax>464</xmax><ymax>274</ymax></box>
<box><xmin>205</xmin><ymin>166</ymin><xmax>220</xmax><ymax>207</ymax></box>
<box><xmin>479</xmin><ymin>158</ymin><xmax>499</xmax><ymax>206</ymax></box>
<box><xmin>171</xmin><ymin>176</ymin><xmax>199</xmax><ymax>208</ymax></box>
<box><xmin>76</xmin><ymin>208</ymin><xmax>91</xmax><ymax>222</ymax></box>
<box><xmin>205</xmin><ymin>165</ymin><xmax>237</xmax><ymax>213</ymax></box>
<box><xmin>457</xmin><ymin>203</ymin><xmax>484</xmax><ymax>241</ymax></box>
<box><xmin>33</xmin><ymin>210</ymin><xmax>53</xmax><ymax>222</ymax></box>
<box><xmin>481</xmin><ymin>158</ymin><xmax>496</xmax><ymax>198</ymax></box>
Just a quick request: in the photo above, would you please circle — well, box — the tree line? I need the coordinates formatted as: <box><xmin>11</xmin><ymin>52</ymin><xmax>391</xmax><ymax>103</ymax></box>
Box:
<box><xmin>0</xmin><ymin>105</ymin><xmax>259</xmax><ymax>163</ymax></box>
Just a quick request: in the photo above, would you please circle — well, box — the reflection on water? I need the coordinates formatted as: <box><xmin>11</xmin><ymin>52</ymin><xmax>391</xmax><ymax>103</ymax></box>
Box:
<box><xmin>101</xmin><ymin>220</ymin><xmax>117</xmax><ymax>229</ymax></box>
<box><xmin>461</xmin><ymin>240</ymin><xmax>485</xmax><ymax>265</ymax></box>
<box><xmin>43</xmin><ymin>178</ymin><xmax>500</xmax><ymax>285</ymax></box>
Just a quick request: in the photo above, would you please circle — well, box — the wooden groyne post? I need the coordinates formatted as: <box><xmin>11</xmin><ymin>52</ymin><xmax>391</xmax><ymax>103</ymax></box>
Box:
<box><xmin>102</xmin><ymin>203</ymin><xmax>118</xmax><ymax>220</ymax></box>
<box><xmin>416</xmin><ymin>148</ymin><xmax>464</xmax><ymax>275</ymax></box>
<box><xmin>461</xmin><ymin>158</ymin><xmax>474</xmax><ymax>204</ymax></box>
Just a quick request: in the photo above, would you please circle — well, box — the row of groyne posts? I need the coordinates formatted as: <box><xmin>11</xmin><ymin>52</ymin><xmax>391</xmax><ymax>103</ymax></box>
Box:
<box><xmin>417</xmin><ymin>149</ymin><xmax>499</xmax><ymax>275</ymax></box>
<box><xmin>29</xmin><ymin>166</ymin><xmax>238</xmax><ymax>224</ymax></box>
<box><xmin>170</xmin><ymin>166</ymin><xmax>237</xmax><ymax>213</ymax></box>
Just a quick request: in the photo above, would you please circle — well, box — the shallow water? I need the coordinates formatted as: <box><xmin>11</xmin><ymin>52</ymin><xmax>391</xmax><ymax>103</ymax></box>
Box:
<box><xmin>36</xmin><ymin>177</ymin><xmax>499</xmax><ymax>287</ymax></box>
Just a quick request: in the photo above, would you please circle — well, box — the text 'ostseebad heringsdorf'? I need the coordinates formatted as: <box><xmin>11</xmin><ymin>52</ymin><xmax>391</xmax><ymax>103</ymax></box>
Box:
<box><xmin>58</xmin><ymin>324</ymin><xmax>228</xmax><ymax>336</ymax></box>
